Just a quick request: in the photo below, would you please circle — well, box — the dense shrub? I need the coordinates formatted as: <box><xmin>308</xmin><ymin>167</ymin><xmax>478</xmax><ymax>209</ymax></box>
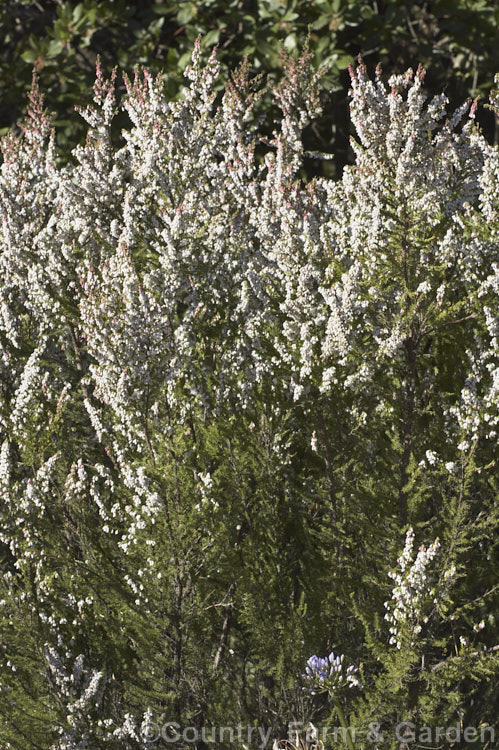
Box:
<box><xmin>0</xmin><ymin>44</ymin><xmax>498</xmax><ymax>748</ymax></box>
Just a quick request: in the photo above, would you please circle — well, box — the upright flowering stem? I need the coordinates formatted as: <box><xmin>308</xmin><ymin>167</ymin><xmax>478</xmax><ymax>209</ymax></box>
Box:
<box><xmin>331</xmin><ymin>694</ymin><xmax>356</xmax><ymax>750</ymax></box>
<box><xmin>303</xmin><ymin>652</ymin><xmax>360</xmax><ymax>749</ymax></box>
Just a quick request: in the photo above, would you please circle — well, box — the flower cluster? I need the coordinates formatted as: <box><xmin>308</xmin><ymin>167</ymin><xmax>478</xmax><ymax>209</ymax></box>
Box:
<box><xmin>384</xmin><ymin>528</ymin><xmax>454</xmax><ymax>649</ymax></box>
<box><xmin>303</xmin><ymin>651</ymin><xmax>361</xmax><ymax>694</ymax></box>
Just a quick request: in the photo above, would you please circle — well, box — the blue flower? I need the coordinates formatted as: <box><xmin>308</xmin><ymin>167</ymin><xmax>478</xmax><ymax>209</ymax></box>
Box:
<box><xmin>303</xmin><ymin>650</ymin><xmax>361</xmax><ymax>694</ymax></box>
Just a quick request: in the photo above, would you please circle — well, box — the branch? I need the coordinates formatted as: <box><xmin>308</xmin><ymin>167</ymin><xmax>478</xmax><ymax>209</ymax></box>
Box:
<box><xmin>212</xmin><ymin>583</ymin><xmax>235</xmax><ymax>672</ymax></box>
<box><xmin>431</xmin><ymin>644</ymin><xmax>499</xmax><ymax>673</ymax></box>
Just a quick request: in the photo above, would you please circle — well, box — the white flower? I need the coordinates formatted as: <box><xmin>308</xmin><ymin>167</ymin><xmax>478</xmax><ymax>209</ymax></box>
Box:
<box><xmin>425</xmin><ymin>450</ymin><xmax>438</xmax><ymax>466</ymax></box>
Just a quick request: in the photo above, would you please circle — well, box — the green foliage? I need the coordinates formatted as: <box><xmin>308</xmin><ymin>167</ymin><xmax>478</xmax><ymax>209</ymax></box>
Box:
<box><xmin>2</xmin><ymin>0</ymin><xmax>499</xmax><ymax>171</ymax></box>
